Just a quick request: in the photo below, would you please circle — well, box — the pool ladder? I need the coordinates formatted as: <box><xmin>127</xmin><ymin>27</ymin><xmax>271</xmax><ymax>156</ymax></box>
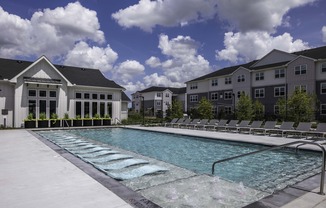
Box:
<box><xmin>211</xmin><ymin>140</ymin><xmax>326</xmax><ymax>195</ymax></box>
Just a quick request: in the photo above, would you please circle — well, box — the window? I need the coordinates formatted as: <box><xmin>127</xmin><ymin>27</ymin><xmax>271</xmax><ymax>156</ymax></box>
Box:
<box><xmin>274</xmin><ymin>86</ymin><xmax>285</xmax><ymax>97</ymax></box>
<box><xmin>49</xmin><ymin>91</ymin><xmax>56</xmax><ymax>98</ymax></box>
<box><xmin>165</xmin><ymin>93</ymin><xmax>170</xmax><ymax>97</ymax></box>
<box><xmin>274</xmin><ymin>105</ymin><xmax>280</xmax><ymax>115</ymax></box>
<box><xmin>224</xmin><ymin>91</ymin><xmax>232</xmax><ymax>100</ymax></box>
<box><xmin>50</xmin><ymin>100</ymin><xmax>56</xmax><ymax>116</ymax></box>
<box><xmin>107</xmin><ymin>94</ymin><xmax>112</xmax><ymax>100</ymax></box>
<box><xmin>295</xmin><ymin>65</ymin><xmax>307</xmax><ymax>75</ymax></box>
<box><xmin>156</xmin><ymin>101</ymin><xmax>161</xmax><ymax>106</ymax></box>
<box><xmin>322</xmin><ymin>63</ymin><xmax>326</xmax><ymax>73</ymax></box>
<box><xmin>255</xmin><ymin>72</ymin><xmax>264</xmax><ymax>81</ymax></box>
<box><xmin>295</xmin><ymin>85</ymin><xmax>307</xmax><ymax>93</ymax></box>
<box><xmin>84</xmin><ymin>93</ymin><xmax>90</xmax><ymax>99</ymax></box>
<box><xmin>28</xmin><ymin>100</ymin><xmax>36</xmax><ymax>119</ymax></box>
<box><xmin>100</xmin><ymin>102</ymin><xmax>105</xmax><ymax>117</ymax></box>
<box><xmin>211</xmin><ymin>79</ymin><xmax>218</xmax><ymax>86</ymax></box>
<box><xmin>321</xmin><ymin>83</ymin><xmax>326</xmax><ymax>94</ymax></box>
<box><xmin>190</xmin><ymin>83</ymin><xmax>198</xmax><ymax>90</ymax></box>
<box><xmin>255</xmin><ymin>88</ymin><xmax>265</xmax><ymax>98</ymax></box>
<box><xmin>212</xmin><ymin>106</ymin><xmax>218</xmax><ymax>115</ymax></box>
<box><xmin>92</xmin><ymin>102</ymin><xmax>97</xmax><ymax>117</ymax></box>
<box><xmin>321</xmin><ymin>104</ymin><xmax>326</xmax><ymax>115</ymax></box>
<box><xmin>92</xmin><ymin>94</ymin><xmax>98</xmax><ymax>99</ymax></box>
<box><xmin>76</xmin><ymin>102</ymin><xmax>81</xmax><ymax>117</ymax></box>
<box><xmin>237</xmin><ymin>75</ymin><xmax>245</xmax><ymax>82</ymax></box>
<box><xmin>190</xmin><ymin>95</ymin><xmax>198</xmax><ymax>102</ymax></box>
<box><xmin>39</xmin><ymin>90</ymin><xmax>46</xmax><ymax>97</ymax></box>
<box><xmin>76</xmin><ymin>93</ymin><xmax>82</xmax><ymax>99</ymax></box>
<box><xmin>211</xmin><ymin>93</ymin><xmax>218</xmax><ymax>100</ymax></box>
<box><xmin>39</xmin><ymin>100</ymin><xmax>46</xmax><ymax>116</ymax></box>
<box><xmin>225</xmin><ymin>106</ymin><xmax>232</xmax><ymax>115</ymax></box>
<box><xmin>28</xmin><ymin>90</ymin><xmax>36</xmax><ymax>97</ymax></box>
<box><xmin>237</xmin><ymin>91</ymin><xmax>244</xmax><ymax>98</ymax></box>
<box><xmin>157</xmin><ymin>93</ymin><xmax>161</xmax><ymax>97</ymax></box>
<box><xmin>225</xmin><ymin>77</ymin><xmax>232</xmax><ymax>85</ymax></box>
<box><xmin>100</xmin><ymin>94</ymin><xmax>105</xmax><ymax>100</ymax></box>
<box><xmin>275</xmin><ymin>69</ymin><xmax>285</xmax><ymax>78</ymax></box>
<box><xmin>84</xmin><ymin>102</ymin><xmax>90</xmax><ymax>117</ymax></box>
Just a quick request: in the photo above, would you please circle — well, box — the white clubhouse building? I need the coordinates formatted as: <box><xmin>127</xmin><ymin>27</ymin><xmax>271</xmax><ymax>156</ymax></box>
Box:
<box><xmin>0</xmin><ymin>56</ymin><xmax>129</xmax><ymax>128</ymax></box>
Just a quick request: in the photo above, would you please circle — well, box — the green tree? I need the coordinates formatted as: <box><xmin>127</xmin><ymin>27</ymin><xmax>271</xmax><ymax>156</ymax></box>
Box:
<box><xmin>287</xmin><ymin>89</ymin><xmax>314</xmax><ymax>123</ymax></box>
<box><xmin>166</xmin><ymin>100</ymin><xmax>183</xmax><ymax>120</ymax></box>
<box><xmin>197</xmin><ymin>97</ymin><xmax>213</xmax><ymax>119</ymax></box>
<box><xmin>236</xmin><ymin>92</ymin><xmax>253</xmax><ymax>120</ymax></box>
<box><xmin>276</xmin><ymin>97</ymin><xmax>287</xmax><ymax>121</ymax></box>
<box><xmin>252</xmin><ymin>99</ymin><xmax>264</xmax><ymax>120</ymax></box>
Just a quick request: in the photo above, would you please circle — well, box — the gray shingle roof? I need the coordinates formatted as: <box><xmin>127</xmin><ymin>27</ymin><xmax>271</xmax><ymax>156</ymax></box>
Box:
<box><xmin>0</xmin><ymin>57</ymin><xmax>124</xmax><ymax>89</ymax></box>
<box><xmin>139</xmin><ymin>86</ymin><xmax>186</xmax><ymax>94</ymax></box>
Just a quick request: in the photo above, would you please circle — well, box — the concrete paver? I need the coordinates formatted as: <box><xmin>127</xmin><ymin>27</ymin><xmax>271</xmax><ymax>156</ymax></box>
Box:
<box><xmin>0</xmin><ymin>129</ymin><xmax>133</xmax><ymax>208</ymax></box>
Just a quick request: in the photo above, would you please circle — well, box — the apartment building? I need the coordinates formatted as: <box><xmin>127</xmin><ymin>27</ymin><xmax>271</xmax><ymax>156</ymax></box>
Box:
<box><xmin>186</xmin><ymin>46</ymin><xmax>326</xmax><ymax>120</ymax></box>
<box><xmin>132</xmin><ymin>86</ymin><xmax>186</xmax><ymax>117</ymax></box>
<box><xmin>0</xmin><ymin>56</ymin><xmax>130</xmax><ymax>127</ymax></box>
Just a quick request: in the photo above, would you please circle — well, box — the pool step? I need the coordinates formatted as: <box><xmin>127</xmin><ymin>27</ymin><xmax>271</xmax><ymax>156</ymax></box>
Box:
<box><xmin>39</xmin><ymin>131</ymin><xmax>169</xmax><ymax>181</ymax></box>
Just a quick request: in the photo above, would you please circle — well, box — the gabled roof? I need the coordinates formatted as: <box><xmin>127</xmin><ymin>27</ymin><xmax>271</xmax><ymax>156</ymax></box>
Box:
<box><xmin>0</xmin><ymin>57</ymin><xmax>124</xmax><ymax>89</ymax></box>
<box><xmin>139</xmin><ymin>86</ymin><xmax>186</xmax><ymax>94</ymax></box>
<box><xmin>187</xmin><ymin>61</ymin><xmax>256</xmax><ymax>82</ymax></box>
<box><xmin>121</xmin><ymin>91</ymin><xmax>131</xmax><ymax>102</ymax></box>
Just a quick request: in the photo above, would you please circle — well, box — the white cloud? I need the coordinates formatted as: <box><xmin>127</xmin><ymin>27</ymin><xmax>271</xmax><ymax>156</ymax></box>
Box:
<box><xmin>145</xmin><ymin>56</ymin><xmax>161</xmax><ymax>68</ymax></box>
<box><xmin>113</xmin><ymin>60</ymin><xmax>145</xmax><ymax>83</ymax></box>
<box><xmin>0</xmin><ymin>2</ymin><xmax>105</xmax><ymax>59</ymax></box>
<box><xmin>216</xmin><ymin>0</ymin><xmax>316</xmax><ymax>33</ymax></box>
<box><xmin>322</xmin><ymin>26</ymin><xmax>326</xmax><ymax>43</ymax></box>
<box><xmin>145</xmin><ymin>34</ymin><xmax>211</xmax><ymax>86</ymax></box>
<box><xmin>112</xmin><ymin>0</ymin><xmax>218</xmax><ymax>32</ymax></box>
<box><xmin>123</xmin><ymin>81</ymin><xmax>146</xmax><ymax>93</ymax></box>
<box><xmin>64</xmin><ymin>41</ymin><xmax>118</xmax><ymax>72</ymax></box>
<box><xmin>216</xmin><ymin>31</ymin><xmax>309</xmax><ymax>63</ymax></box>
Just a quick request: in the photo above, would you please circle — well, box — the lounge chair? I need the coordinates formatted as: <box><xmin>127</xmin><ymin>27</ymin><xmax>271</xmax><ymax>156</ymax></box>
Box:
<box><xmin>306</xmin><ymin>123</ymin><xmax>326</xmax><ymax>139</ymax></box>
<box><xmin>284</xmin><ymin>122</ymin><xmax>312</xmax><ymax>138</ymax></box>
<box><xmin>172</xmin><ymin>118</ymin><xmax>186</xmax><ymax>128</ymax></box>
<box><xmin>251</xmin><ymin>121</ymin><xmax>277</xmax><ymax>135</ymax></box>
<box><xmin>164</xmin><ymin>118</ymin><xmax>179</xmax><ymax>127</ymax></box>
<box><xmin>204</xmin><ymin>119</ymin><xmax>219</xmax><ymax>131</ymax></box>
<box><xmin>195</xmin><ymin>119</ymin><xmax>209</xmax><ymax>130</ymax></box>
<box><xmin>229</xmin><ymin>120</ymin><xmax>250</xmax><ymax>133</ymax></box>
<box><xmin>267</xmin><ymin>121</ymin><xmax>294</xmax><ymax>137</ymax></box>
<box><xmin>214</xmin><ymin>119</ymin><xmax>229</xmax><ymax>131</ymax></box>
<box><xmin>224</xmin><ymin>120</ymin><xmax>240</xmax><ymax>132</ymax></box>
<box><xmin>238</xmin><ymin>121</ymin><xmax>263</xmax><ymax>134</ymax></box>
<box><xmin>179</xmin><ymin>118</ymin><xmax>193</xmax><ymax>128</ymax></box>
<box><xmin>186</xmin><ymin>118</ymin><xmax>201</xmax><ymax>129</ymax></box>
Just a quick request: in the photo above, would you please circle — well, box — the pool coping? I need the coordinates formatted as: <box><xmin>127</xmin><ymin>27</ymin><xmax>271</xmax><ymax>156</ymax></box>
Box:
<box><xmin>31</xmin><ymin>126</ymin><xmax>326</xmax><ymax>208</ymax></box>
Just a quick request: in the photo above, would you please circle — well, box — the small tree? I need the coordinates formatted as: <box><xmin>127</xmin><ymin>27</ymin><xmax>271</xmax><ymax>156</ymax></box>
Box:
<box><xmin>236</xmin><ymin>92</ymin><xmax>253</xmax><ymax>120</ymax></box>
<box><xmin>276</xmin><ymin>97</ymin><xmax>287</xmax><ymax>121</ymax></box>
<box><xmin>197</xmin><ymin>97</ymin><xmax>213</xmax><ymax>119</ymax></box>
<box><xmin>252</xmin><ymin>99</ymin><xmax>264</xmax><ymax>120</ymax></box>
<box><xmin>287</xmin><ymin>89</ymin><xmax>314</xmax><ymax>123</ymax></box>
<box><xmin>166</xmin><ymin>100</ymin><xmax>183</xmax><ymax>120</ymax></box>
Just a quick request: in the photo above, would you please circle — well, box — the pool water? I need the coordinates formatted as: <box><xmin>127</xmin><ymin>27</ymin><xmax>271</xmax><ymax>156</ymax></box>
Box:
<box><xmin>67</xmin><ymin>128</ymin><xmax>322</xmax><ymax>193</ymax></box>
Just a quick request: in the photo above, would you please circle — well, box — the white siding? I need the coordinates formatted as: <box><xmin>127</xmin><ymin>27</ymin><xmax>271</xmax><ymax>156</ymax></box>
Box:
<box><xmin>187</xmin><ymin>80</ymin><xmax>208</xmax><ymax>93</ymax></box>
<box><xmin>316</xmin><ymin>61</ymin><xmax>326</xmax><ymax>81</ymax></box>
<box><xmin>0</xmin><ymin>82</ymin><xmax>14</xmax><ymax>127</ymax></box>
<box><xmin>251</xmin><ymin>67</ymin><xmax>286</xmax><ymax>87</ymax></box>
<box><xmin>208</xmin><ymin>77</ymin><xmax>233</xmax><ymax>91</ymax></box>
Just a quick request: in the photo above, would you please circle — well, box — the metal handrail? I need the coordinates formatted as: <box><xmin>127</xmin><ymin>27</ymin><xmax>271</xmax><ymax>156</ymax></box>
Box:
<box><xmin>211</xmin><ymin>140</ymin><xmax>326</xmax><ymax>195</ymax></box>
<box><xmin>115</xmin><ymin>117</ymin><xmax>122</xmax><ymax>125</ymax></box>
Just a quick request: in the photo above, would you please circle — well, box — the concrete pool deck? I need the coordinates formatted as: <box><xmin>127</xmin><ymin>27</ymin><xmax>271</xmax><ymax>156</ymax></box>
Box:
<box><xmin>1</xmin><ymin>127</ymin><xmax>326</xmax><ymax>208</ymax></box>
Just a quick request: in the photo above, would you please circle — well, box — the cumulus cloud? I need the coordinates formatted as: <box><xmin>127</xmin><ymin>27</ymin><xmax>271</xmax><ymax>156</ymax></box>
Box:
<box><xmin>0</xmin><ymin>2</ymin><xmax>105</xmax><ymax>59</ymax></box>
<box><xmin>113</xmin><ymin>60</ymin><xmax>145</xmax><ymax>83</ymax></box>
<box><xmin>217</xmin><ymin>0</ymin><xmax>316</xmax><ymax>33</ymax></box>
<box><xmin>145</xmin><ymin>34</ymin><xmax>211</xmax><ymax>84</ymax></box>
<box><xmin>216</xmin><ymin>31</ymin><xmax>309</xmax><ymax>63</ymax></box>
<box><xmin>64</xmin><ymin>41</ymin><xmax>118</xmax><ymax>72</ymax></box>
<box><xmin>112</xmin><ymin>0</ymin><xmax>218</xmax><ymax>32</ymax></box>
<box><xmin>322</xmin><ymin>26</ymin><xmax>326</xmax><ymax>43</ymax></box>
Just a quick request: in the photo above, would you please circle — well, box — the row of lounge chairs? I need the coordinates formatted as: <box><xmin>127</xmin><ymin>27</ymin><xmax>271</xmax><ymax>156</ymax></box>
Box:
<box><xmin>164</xmin><ymin>118</ymin><xmax>326</xmax><ymax>138</ymax></box>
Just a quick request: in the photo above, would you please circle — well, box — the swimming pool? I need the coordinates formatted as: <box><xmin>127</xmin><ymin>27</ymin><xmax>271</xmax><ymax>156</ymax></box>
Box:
<box><xmin>66</xmin><ymin>128</ymin><xmax>322</xmax><ymax>193</ymax></box>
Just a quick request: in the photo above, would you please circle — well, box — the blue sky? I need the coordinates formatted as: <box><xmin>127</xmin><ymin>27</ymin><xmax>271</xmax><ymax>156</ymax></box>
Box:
<box><xmin>1</xmin><ymin>0</ymin><xmax>326</xmax><ymax>97</ymax></box>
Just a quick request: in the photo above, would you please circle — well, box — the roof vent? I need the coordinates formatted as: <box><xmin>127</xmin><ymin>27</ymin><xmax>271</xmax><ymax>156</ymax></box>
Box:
<box><xmin>60</xmin><ymin>65</ymin><xmax>64</xmax><ymax>68</ymax></box>
<box><xmin>81</xmin><ymin>68</ymin><xmax>85</xmax><ymax>71</ymax></box>
<box><xmin>17</xmin><ymin>60</ymin><xmax>23</xmax><ymax>64</ymax></box>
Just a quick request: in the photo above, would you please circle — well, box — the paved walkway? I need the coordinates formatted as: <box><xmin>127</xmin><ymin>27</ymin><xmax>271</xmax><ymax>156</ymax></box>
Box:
<box><xmin>0</xmin><ymin>129</ymin><xmax>132</xmax><ymax>208</ymax></box>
